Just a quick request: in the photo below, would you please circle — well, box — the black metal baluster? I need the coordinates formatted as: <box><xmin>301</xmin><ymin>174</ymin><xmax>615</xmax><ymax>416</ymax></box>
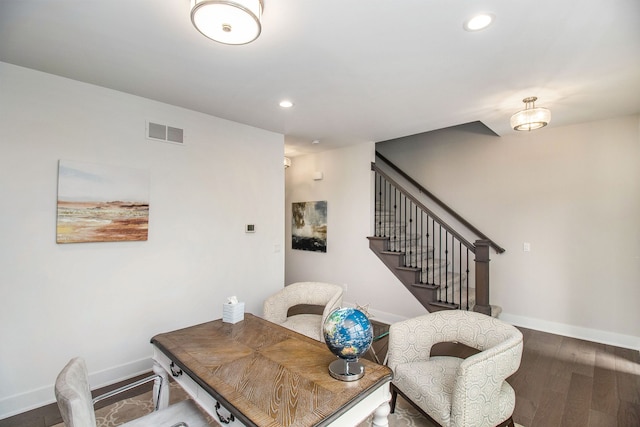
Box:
<box><xmin>408</xmin><ymin>200</ymin><xmax>413</xmax><ymax>267</ymax></box>
<box><xmin>449</xmin><ymin>234</ymin><xmax>453</xmax><ymax>305</ymax></box>
<box><xmin>387</xmin><ymin>180</ymin><xmax>391</xmax><ymax>238</ymax></box>
<box><xmin>380</xmin><ymin>175</ymin><xmax>384</xmax><ymax>237</ymax></box>
<box><xmin>419</xmin><ymin>211</ymin><xmax>424</xmax><ymax>282</ymax></box>
<box><xmin>413</xmin><ymin>205</ymin><xmax>422</xmax><ymax>268</ymax></box>
<box><xmin>465</xmin><ymin>248</ymin><xmax>470</xmax><ymax>310</ymax></box>
<box><xmin>438</xmin><ymin>225</ymin><xmax>442</xmax><ymax>302</ymax></box>
<box><xmin>431</xmin><ymin>218</ymin><xmax>435</xmax><ymax>286</ymax></box>
<box><xmin>400</xmin><ymin>193</ymin><xmax>403</xmax><ymax>259</ymax></box>
<box><xmin>458</xmin><ymin>241</ymin><xmax>462</xmax><ymax>309</ymax></box>
<box><xmin>444</xmin><ymin>230</ymin><xmax>449</xmax><ymax>303</ymax></box>
<box><xmin>393</xmin><ymin>188</ymin><xmax>397</xmax><ymax>252</ymax></box>
<box><xmin>374</xmin><ymin>176</ymin><xmax>382</xmax><ymax>237</ymax></box>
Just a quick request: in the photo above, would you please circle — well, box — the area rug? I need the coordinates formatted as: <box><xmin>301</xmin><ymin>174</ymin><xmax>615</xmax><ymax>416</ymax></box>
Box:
<box><xmin>50</xmin><ymin>382</ymin><xmax>523</xmax><ymax>427</ymax></box>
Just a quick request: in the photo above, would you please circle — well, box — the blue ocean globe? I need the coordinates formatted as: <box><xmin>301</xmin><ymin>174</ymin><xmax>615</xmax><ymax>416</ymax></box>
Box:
<box><xmin>323</xmin><ymin>307</ymin><xmax>373</xmax><ymax>361</ymax></box>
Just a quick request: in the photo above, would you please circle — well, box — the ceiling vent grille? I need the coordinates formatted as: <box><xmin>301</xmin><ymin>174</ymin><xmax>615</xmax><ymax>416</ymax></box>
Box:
<box><xmin>146</xmin><ymin>121</ymin><xmax>184</xmax><ymax>145</ymax></box>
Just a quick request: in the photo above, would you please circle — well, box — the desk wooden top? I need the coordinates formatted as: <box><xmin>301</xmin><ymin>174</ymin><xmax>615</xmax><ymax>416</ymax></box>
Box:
<box><xmin>151</xmin><ymin>313</ymin><xmax>392</xmax><ymax>427</ymax></box>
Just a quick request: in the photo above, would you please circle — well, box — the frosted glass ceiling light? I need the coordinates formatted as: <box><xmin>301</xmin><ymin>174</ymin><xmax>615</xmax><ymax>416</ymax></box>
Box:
<box><xmin>510</xmin><ymin>96</ymin><xmax>551</xmax><ymax>131</ymax></box>
<box><xmin>464</xmin><ymin>13</ymin><xmax>494</xmax><ymax>31</ymax></box>
<box><xmin>191</xmin><ymin>0</ymin><xmax>263</xmax><ymax>45</ymax></box>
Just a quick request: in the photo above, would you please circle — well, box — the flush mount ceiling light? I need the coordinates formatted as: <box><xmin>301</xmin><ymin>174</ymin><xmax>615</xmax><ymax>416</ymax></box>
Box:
<box><xmin>464</xmin><ymin>13</ymin><xmax>494</xmax><ymax>31</ymax></box>
<box><xmin>191</xmin><ymin>0</ymin><xmax>263</xmax><ymax>45</ymax></box>
<box><xmin>510</xmin><ymin>96</ymin><xmax>551</xmax><ymax>131</ymax></box>
<box><xmin>279</xmin><ymin>100</ymin><xmax>293</xmax><ymax>108</ymax></box>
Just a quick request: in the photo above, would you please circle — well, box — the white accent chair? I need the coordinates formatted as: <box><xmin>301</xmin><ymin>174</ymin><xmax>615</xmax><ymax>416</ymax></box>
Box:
<box><xmin>55</xmin><ymin>357</ymin><xmax>209</xmax><ymax>427</ymax></box>
<box><xmin>263</xmin><ymin>281</ymin><xmax>343</xmax><ymax>341</ymax></box>
<box><xmin>387</xmin><ymin>310</ymin><xmax>523</xmax><ymax>427</ymax></box>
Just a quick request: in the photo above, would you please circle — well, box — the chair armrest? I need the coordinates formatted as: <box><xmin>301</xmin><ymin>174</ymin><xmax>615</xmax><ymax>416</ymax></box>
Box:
<box><xmin>92</xmin><ymin>373</ymin><xmax>164</xmax><ymax>411</ymax></box>
<box><xmin>263</xmin><ymin>293</ymin><xmax>289</xmax><ymax>324</ymax></box>
<box><xmin>451</xmin><ymin>334</ymin><xmax>523</xmax><ymax>425</ymax></box>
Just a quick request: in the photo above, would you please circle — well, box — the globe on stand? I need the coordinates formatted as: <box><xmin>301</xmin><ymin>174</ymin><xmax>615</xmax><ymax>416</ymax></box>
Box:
<box><xmin>323</xmin><ymin>307</ymin><xmax>373</xmax><ymax>381</ymax></box>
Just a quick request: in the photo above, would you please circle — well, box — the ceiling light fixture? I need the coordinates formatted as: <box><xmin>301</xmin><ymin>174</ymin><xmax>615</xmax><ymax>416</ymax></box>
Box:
<box><xmin>510</xmin><ymin>96</ymin><xmax>551</xmax><ymax>131</ymax></box>
<box><xmin>464</xmin><ymin>13</ymin><xmax>494</xmax><ymax>31</ymax></box>
<box><xmin>279</xmin><ymin>100</ymin><xmax>293</xmax><ymax>108</ymax></box>
<box><xmin>190</xmin><ymin>0</ymin><xmax>263</xmax><ymax>45</ymax></box>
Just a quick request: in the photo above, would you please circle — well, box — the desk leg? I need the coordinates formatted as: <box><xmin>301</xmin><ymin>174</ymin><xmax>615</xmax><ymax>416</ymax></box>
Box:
<box><xmin>371</xmin><ymin>401</ymin><xmax>390</xmax><ymax>427</ymax></box>
<box><xmin>153</xmin><ymin>362</ymin><xmax>170</xmax><ymax>410</ymax></box>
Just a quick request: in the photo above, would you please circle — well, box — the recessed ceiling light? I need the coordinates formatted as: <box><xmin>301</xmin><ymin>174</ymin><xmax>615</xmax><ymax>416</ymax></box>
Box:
<box><xmin>279</xmin><ymin>100</ymin><xmax>294</xmax><ymax>108</ymax></box>
<box><xmin>464</xmin><ymin>13</ymin><xmax>494</xmax><ymax>31</ymax></box>
<box><xmin>311</xmin><ymin>139</ymin><xmax>320</xmax><ymax>144</ymax></box>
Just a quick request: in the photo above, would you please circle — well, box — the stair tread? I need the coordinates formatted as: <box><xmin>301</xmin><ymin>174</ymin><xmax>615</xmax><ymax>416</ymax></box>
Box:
<box><xmin>396</xmin><ymin>265</ymin><xmax>420</xmax><ymax>272</ymax></box>
<box><xmin>411</xmin><ymin>283</ymin><xmax>439</xmax><ymax>290</ymax></box>
<box><xmin>380</xmin><ymin>250</ymin><xmax>404</xmax><ymax>255</ymax></box>
<box><xmin>430</xmin><ymin>301</ymin><xmax>460</xmax><ymax>310</ymax></box>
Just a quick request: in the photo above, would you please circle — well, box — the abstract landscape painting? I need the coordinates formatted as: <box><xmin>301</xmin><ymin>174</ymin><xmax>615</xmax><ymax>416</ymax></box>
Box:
<box><xmin>292</xmin><ymin>201</ymin><xmax>327</xmax><ymax>252</ymax></box>
<box><xmin>56</xmin><ymin>160</ymin><xmax>149</xmax><ymax>243</ymax></box>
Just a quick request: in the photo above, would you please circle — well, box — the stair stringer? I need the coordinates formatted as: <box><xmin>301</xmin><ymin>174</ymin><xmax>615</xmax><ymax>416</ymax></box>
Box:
<box><xmin>368</xmin><ymin>236</ymin><xmax>455</xmax><ymax>312</ymax></box>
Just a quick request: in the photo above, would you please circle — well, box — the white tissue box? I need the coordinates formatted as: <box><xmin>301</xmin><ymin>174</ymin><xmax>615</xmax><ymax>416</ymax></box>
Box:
<box><xmin>222</xmin><ymin>302</ymin><xmax>245</xmax><ymax>324</ymax></box>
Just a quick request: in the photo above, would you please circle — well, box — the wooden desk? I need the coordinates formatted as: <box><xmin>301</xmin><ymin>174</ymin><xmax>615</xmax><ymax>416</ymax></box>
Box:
<box><xmin>151</xmin><ymin>314</ymin><xmax>392</xmax><ymax>427</ymax></box>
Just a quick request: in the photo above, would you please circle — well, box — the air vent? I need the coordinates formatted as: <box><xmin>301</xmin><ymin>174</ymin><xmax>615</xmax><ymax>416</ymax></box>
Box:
<box><xmin>146</xmin><ymin>121</ymin><xmax>184</xmax><ymax>145</ymax></box>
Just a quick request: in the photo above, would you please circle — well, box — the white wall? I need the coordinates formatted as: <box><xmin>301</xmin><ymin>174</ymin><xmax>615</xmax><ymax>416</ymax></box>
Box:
<box><xmin>0</xmin><ymin>62</ymin><xmax>285</xmax><ymax>418</ymax></box>
<box><xmin>286</xmin><ymin>117</ymin><xmax>640</xmax><ymax>351</ymax></box>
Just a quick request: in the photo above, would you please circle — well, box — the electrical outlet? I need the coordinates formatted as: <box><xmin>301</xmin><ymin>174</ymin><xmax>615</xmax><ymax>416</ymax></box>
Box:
<box><xmin>523</xmin><ymin>242</ymin><xmax>531</xmax><ymax>252</ymax></box>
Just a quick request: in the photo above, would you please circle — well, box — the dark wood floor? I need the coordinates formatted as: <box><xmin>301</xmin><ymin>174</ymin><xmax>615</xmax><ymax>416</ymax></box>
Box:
<box><xmin>2</xmin><ymin>323</ymin><xmax>638</xmax><ymax>427</ymax></box>
<box><xmin>509</xmin><ymin>327</ymin><xmax>639</xmax><ymax>427</ymax></box>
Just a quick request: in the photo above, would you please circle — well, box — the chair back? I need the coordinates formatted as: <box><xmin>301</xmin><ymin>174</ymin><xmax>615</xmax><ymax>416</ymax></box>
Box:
<box><xmin>264</xmin><ymin>282</ymin><xmax>343</xmax><ymax>324</ymax></box>
<box><xmin>55</xmin><ymin>357</ymin><xmax>97</xmax><ymax>427</ymax></box>
<box><xmin>388</xmin><ymin>310</ymin><xmax>521</xmax><ymax>368</ymax></box>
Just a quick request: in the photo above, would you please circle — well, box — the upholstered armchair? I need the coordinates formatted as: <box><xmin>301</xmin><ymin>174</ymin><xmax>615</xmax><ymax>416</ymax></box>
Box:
<box><xmin>263</xmin><ymin>281</ymin><xmax>343</xmax><ymax>341</ymax></box>
<box><xmin>387</xmin><ymin>310</ymin><xmax>523</xmax><ymax>427</ymax></box>
<box><xmin>55</xmin><ymin>357</ymin><xmax>209</xmax><ymax>427</ymax></box>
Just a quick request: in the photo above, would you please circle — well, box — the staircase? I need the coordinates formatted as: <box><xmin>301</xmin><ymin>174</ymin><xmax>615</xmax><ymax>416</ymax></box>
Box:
<box><xmin>369</xmin><ymin>153</ymin><xmax>505</xmax><ymax>316</ymax></box>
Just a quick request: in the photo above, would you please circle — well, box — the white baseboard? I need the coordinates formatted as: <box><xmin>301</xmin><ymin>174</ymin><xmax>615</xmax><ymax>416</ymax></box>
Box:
<box><xmin>499</xmin><ymin>312</ymin><xmax>640</xmax><ymax>352</ymax></box>
<box><xmin>343</xmin><ymin>301</ymin><xmax>410</xmax><ymax>325</ymax></box>
<box><xmin>0</xmin><ymin>357</ymin><xmax>153</xmax><ymax>420</ymax></box>
<box><xmin>345</xmin><ymin>301</ymin><xmax>640</xmax><ymax>352</ymax></box>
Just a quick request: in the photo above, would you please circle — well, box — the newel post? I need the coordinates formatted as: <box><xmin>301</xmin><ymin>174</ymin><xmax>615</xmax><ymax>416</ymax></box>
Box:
<box><xmin>473</xmin><ymin>240</ymin><xmax>491</xmax><ymax>315</ymax></box>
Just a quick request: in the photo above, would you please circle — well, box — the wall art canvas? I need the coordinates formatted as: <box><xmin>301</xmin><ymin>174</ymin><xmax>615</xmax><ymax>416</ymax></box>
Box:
<box><xmin>292</xmin><ymin>201</ymin><xmax>327</xmax><ymax>252</ymax></box>
<box><xmin>56</xmin><ymin>160</ymin><xmax>149</xmax><ymax>243</ymax></box>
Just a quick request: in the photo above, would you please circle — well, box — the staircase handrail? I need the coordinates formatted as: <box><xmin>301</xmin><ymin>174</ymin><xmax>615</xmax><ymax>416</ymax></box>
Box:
<box><xmin>374</xmin><ymin>152</ymin><xmax>506</xmax><ymax>254</ymax></box>
<box><xmin>372</xmin><ymin>162</ymin><xmax>476</xmax><ymax>253</ymax></box>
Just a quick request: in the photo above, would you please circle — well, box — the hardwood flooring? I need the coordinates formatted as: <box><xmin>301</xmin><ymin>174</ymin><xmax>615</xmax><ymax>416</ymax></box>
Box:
<box><xmin>1</xmin><ymin>324</ymin><xmax>638</xmax><ymax>427</ymax></box>
<box><xmin>509</xmin><ymin>327</ymin><xmax>640</xmax><ymax>427</ymax></box>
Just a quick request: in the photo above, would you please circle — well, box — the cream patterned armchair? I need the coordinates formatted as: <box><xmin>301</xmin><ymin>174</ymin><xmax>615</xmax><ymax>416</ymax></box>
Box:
<box><xmin>387</xmin><ymin>310</ymin><xmax>523</xmax><ymax>427</ymax></box>
<box><xmin>263</xmin><ymin>282</ymin><xmax>343</xmax><ymax>341</ymax></box>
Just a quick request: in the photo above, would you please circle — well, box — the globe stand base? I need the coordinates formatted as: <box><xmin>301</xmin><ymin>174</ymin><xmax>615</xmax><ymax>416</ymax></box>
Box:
<box><xmin>328</xmin><ymin>358</ymin><xmax>365</xmax><ymax>381</ymax></box>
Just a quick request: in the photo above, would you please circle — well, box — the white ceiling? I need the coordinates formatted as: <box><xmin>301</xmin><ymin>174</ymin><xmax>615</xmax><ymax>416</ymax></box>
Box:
<box><xmin>1</xmin><ymin>1</ymin><xmax>639</xmax><ymax>157</ymax></box>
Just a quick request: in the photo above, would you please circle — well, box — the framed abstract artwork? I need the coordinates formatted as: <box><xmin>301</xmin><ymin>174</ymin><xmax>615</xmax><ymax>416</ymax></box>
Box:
<box><xmin>292</xmin><ymin>201</ymin><xmax>327</xmax><ymax>252</ymax></box>
<box><xmin>56</xmin><ymin>160</ymin><xmax>150</xmax><ymax>243</ymax></box>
